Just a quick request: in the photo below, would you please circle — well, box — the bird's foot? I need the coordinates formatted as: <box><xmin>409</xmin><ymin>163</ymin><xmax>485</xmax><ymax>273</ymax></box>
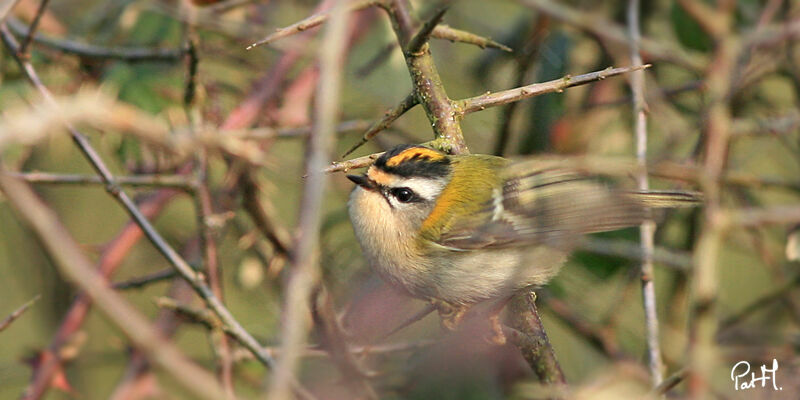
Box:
<box><xmin>430</xmin><ymin>299</ymin><xmax>469</xmax><ymax>331</ymax></box>
<box><xmin>485</xmin><ymin>312</ymin><xmax>506</xmax><ymax>346</ymax></box>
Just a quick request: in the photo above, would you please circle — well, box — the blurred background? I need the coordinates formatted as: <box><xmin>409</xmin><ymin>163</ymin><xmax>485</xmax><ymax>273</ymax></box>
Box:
<box><xmin>1</xmin><ymin>0</ymin><xmax>799</xmax><ymax>398</ymax></box>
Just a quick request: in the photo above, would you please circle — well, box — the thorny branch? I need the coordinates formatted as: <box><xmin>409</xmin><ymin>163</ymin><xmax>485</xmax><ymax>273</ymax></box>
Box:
<box><xmin>0</xmin><ymin>20</ymin><xmax>317</xmax><ymax>400</ymax></box>
<box><xmin>0</xmin><ymin>295</ymin><xmax>40</xmax><ymax>333</ymax></box>
<box><xmin>7</xmin><ymin>17</ymin><xmax>188</xmax><ymax>62</ymax></box>
<box><xmin>0</xmin><ymin>176</ymin><xmax>228</xmax><ymax>400</ymax></box>
<box><xmin>627</xmin><ymin>0</ymin><xmax>663</xmax><ymax>387</ymax></box>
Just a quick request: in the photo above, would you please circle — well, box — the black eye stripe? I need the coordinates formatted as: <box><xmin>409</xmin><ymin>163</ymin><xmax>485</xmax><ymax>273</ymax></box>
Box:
<box><xmin>388</xmin><ymin>187</ymin><xmax>421</xmax><ymax>203</ymax></box>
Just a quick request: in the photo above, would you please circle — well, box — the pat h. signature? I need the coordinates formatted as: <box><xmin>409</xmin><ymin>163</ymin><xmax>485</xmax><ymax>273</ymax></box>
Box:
<box><xmin>731</xmin><ymin>359</ymin><xmax>782</xmax><ymax>391</ymax></box>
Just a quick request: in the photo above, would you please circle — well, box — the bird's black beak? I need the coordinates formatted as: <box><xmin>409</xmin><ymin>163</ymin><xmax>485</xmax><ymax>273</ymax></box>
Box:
<box><xmin>347</xmin><ymin>174</ymin><xmax>376</xmax><ymax>191</ymax></box>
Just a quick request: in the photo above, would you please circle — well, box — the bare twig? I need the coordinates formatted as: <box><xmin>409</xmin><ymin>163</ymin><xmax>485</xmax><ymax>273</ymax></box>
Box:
<box><xmin>108</xmin><ymin>279</ymin><xmax>195</xmax><ymax>400</ymax></box>
<box><xmin>577</xmin><ymin>237</ymin><xmax>692</xmax><ymax>271</ymax></box>
<box><xmin>506</xmin><ymin>290</ymin><xmax>566</xmax><ymax>384</ymax></box>
<box><xmin>246</xmin><ymin>0</ymin><xmax>377</xmax><ymax>49</ymax></box>
<box><xmin>240</xmin><ymin>171</ymin><xmax>292</xmax><ymax>255</ymax></box>
<box><xmin>432</xmin><ymin>24</ymin><xmax>512</xmax><ymax>52</ymax></box>
<box><xmin>22</xmin><ymin>189</ymin><xmax>178</xmax><ymax>400</ymax></box>
<box><xmin>687</xmin><ymin>5</ymin><xmax>736</xmax><ymax>394</ymax></box>
<box><xmin>0</xmin><ymin>295</ymin><xmax>40</xmax><ymax>333</ymax></box>
<box><xmin>267</xmin><ymin>1</ymin><xmax>351</xmax><ymax>398</ymax></box>
<box><xmin>520</xmin><ymin>0</ymin><xmax>706</xmax><ymax>71</ymax></box>
<box><xmin>719</xmin><ymin>270</ymin><xmax>800</xmax><ymax>330</ymax></box>
<box><xmin>725</xmin><ymin>206</ymin><xmax>800</xmax><ymax>227</ymax></box>
<box><xmin>381</xmin><ymin>303</ymin><xmax>435</xmax><ymax>339</ymax></box>
<box><xmin>654</xmin><ymin>368</ymin><xmax>688</xmax><ymax>395</ymax></box>
<box><xmin>627</xmin><ymin>0</ymin><xmax>663</xmax><ymax>387</ymax></box>
<box><xmin>0</xmin><ymin>24</ymin><xmax>304</xmax><ymax>393</ymax></box>
<box><xmin>113</xmin><ymin>269</ymin><xmax>177</xmax><ymax>290</ymax></box>
<box><xmin>382</xmin><ymin>0</ymin><xmax>467</xmax><ymax>153</ymax></box>
<box><xmin>0</xmin><ymin>0</ymin><xmax>23</xmax><ymax>23</ymax></box>
<box><xmin>731</xmin><ymin>113</ymin><xmax>800</xmax><ymax>137</ymax></box>
<box><xmin>0</xmin><ymin>175</ymin><xmax>228</xmax><ymax>400</ymax></box>
<box><xmin>342</xmin><ymin>91</ymin><xmax>417</xmax><ymax>157</ymax></box>
<box><xmin>493</xmin><ymin>14</ymin><xmax>549</xmax><ymax>155</ymax></box>
<box><xmin>6</xmin><ymin>17</ymin><xmax>188</xmax><ymax>61</ymax></box>
<box><xmin>17</xmin><ymin>0</ymin><xmax>49</xmax><ymax>54</ymax></box>
<box><xmin>312</xmin><ymin>287</ymin><xmax>378</xmax><ymax>399</ymax></box>
<box><xmin>325</xmin><ymin>151</ymin><xmax>384</xmax><ymax>173</ymax></box>
<box><xmin>406</xmin><ymin>6</ymin><xmax>448</xmax><ymax>55</ymax></box>
<box><xmin>3</xmin><ymin>172</ymin><xmax>196</xmax><ymax>190</ymax></box>
<box><xmin>542</xmin><ymin>295</ymin><xmax>621</xmax><ymax>359</ymax></box>
<box><xmin>459</xmin><ymin>65</ymin><xmax>650</xmax><ymax>114</ymax></box>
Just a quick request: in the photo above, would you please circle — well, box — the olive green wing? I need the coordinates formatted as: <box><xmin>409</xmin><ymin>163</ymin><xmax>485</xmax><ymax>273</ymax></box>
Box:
<box><xmin>436</xmin><ymin>161</ymin><xmax>699</xmax><ymax>251</ymax></box>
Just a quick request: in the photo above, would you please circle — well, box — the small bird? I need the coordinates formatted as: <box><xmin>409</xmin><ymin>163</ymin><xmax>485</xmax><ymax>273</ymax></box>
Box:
<box><xmin>347</xmin><ymin>144</ymin><xmax>699</xmax><ymax>342</ymax></box>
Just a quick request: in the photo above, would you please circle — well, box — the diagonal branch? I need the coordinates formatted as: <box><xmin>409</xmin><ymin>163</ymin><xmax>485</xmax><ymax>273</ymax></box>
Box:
<box><xmin>406</xmin><ymin>6</ymin><xmax>448</xmax><ymax>54</ymax></box>
<box><xmin>342</xmin><ymin>91</ymin><xmax>417</xmax><ymax>157</ymax></box>
<box><xmin>267</xmin><ymin>0</ymin><xmax>351</xmax><ymax>398</ymax></box>
<box><xmin>0</xmin><ymin>175</ymin><xmax>228</xmax><ymax>400</ymax></box>
<box><xmin>246</xmin><ymin>0</ymin><xmax>379</xmax><ymax>50</ymax></box>
<box><xmin>459</xmin><ymin>64</ymin><xmax>650</xmax><ymax>114</ymax></box>
<box><xmin>0</xmin><ymin>24</ymin><xmax>318</xmax><ymax>397</ymax></box>
<box><xmin>0</xmin><ymin>295</ymin><xmax>40</xmax><ymax>333</ymax></box>
<box><xmin>520</xmin><ymin>0</ymin><xmax>706</xmax><ymax>71</ymax></box>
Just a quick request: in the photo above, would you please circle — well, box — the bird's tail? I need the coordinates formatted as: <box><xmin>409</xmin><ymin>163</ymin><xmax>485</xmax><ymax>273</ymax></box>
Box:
<box><xmin>625</xmin><ymin>190</ymin><xmax>703</xmax><ymax>208</ymax></box>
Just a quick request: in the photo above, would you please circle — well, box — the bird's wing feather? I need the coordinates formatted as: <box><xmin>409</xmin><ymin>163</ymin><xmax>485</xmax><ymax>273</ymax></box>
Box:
<box><xmin>436</xmin><ymin>162</ymin><xmax>652</xmax><ymax>250</ymax></box>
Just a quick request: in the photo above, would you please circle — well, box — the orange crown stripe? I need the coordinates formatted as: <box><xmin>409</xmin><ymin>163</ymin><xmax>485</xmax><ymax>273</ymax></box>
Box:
<box><xmin>385</xmin><ymin>147</ymin><xmax>445</xmax><ymax>167</ymax></box>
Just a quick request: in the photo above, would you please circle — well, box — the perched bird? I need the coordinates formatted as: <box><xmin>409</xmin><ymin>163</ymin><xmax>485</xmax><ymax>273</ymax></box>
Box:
<box><xmin>347</xmin><ymin>144</ymin><xmax>699</xmax><ymax>342</ymax></box>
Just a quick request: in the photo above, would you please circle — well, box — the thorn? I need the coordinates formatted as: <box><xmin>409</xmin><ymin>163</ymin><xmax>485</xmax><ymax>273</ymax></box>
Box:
<box><xmin>407</xmin><ymin>6</ymin><xmax>449</xmax><ymax>55</ymax></box>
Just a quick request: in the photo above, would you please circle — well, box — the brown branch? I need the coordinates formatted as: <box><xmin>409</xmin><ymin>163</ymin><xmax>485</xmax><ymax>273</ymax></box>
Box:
<box><xmin>577</xmin><ymin>237</ymin><xmax>692</xmax><ymax>271</ymax></box>
<box><xmin>459</xmin><ymin>64</ymin><xmax>651</xmax><ymax>114</ymax></box>
<box><xmin>506</xmin><ymin>290</ymin><xmax>566</xmax><ymax>385</ymax></box>
<box><xmin>494</xmin><ymin>14</ymin><xmax>549</xmax><ymax>155</ymax></box>
<box><xmin>654</xmin><ymin>368</ymin><xmax>688</xmax><ymax>395</ymax></box>
<box><xmin>542</xmin><ymin>295</ymin><xmax>621</xmax><ymax>359</ymax></box>
<box><xmin>0</xmin><ymin>175</ymin><xmax>228</xmax><ymax>400</ymax></box>
<box><xmin>246</xmin><ymin>0</ymin><xmax>379</xmax><ymax>50</ymax></box>
<box><xmin>108</xmin><ymin>279</ymin><xmax>195</xmax><ymax>400</ymax></box>
<box><xmin>382</xmin><ymin>0</ymin><xmax>467</xmax><ymax>153</ymax></box>
<box><xmin>0</xmin><ymin>0</ymin><xmax>23</xmax><ymax>22</ymax></box>
<box><xmin>0</xmin><ymin>295</ymin><xmax>40</xmax><ymax>333</ymax></box>
<box><xmin>724</xmin><ymin>206</ymin><xmax>800</xmax><ymax>227</ymax></box>
<box><xmin>3</xmin><ymin>172</ymin><xmax>196</xmax><ymax>190</ymax></box>
<box><xmin>312</xmin><ymin>287</ymin><xmax>378</xmax><ymax>399</ymax></box>
<box><xmin>17</xmin><ymin>0</ymin><xmax>49</xmax><ymax>54</ymax></box>
<box><xmin>627</xmin><ymin>0</ymin><xmax>663</xmax><ymax>387</ymax></box>
<box><xmin>406</xmin><ymin>6</ymin><xmax>448</xmax><ymax>55</ymax></box>
<box><xmin>113</xmin><ymin>269</ymin><xmax>177</xmax><ymax>290</ymax></box>
<box><xmin>676</xmin><ymin>0</ymin><xmax>729</xmax><ymax>39</ymax></box>
<box><xmin>687</xmin><ymin>6</ymin><xmax>736</xmax><ymax>394</ymax></box>
<box><xmin>240</xmin><ymin>171</ymin><xmax>292</xmax><ymax>255</ymax></box>
<box><xmin>0</xmin><ymin>24</ymin><xmax>307</xmax><ymax>394</ymax></box>
<box><xmin>342</xmin><ymin>91</ymin><xmax>417</xmax><ymax>157</ymax></box>
<box><xmin>356</xmin><ymin>23</ymin><xmax>513</xmax><ymax>77</ymax></box>
<box><xmin>432</xmin><ymin>24</ymin><xmax>512</xmax><ymax>52</ymax></box>
<box><xmin>193</xmin><ymin>153</ymin><xmax>235</xmax><ymax>397</ymax></box>
<box><xmin>519</xmin><ymin>0</ymin><xmax>707</xmax><ymax>71</ymax></box>
<box><xmin>23</xmin><ymin>188</ymin><xmax>179</xmax><ymax>400</ymax></box>
<box><xmin>267</xmin><ymin>1</ymin><xmax>351</xmax><ymax>398</ymax></box>
<box><xmin>6</xmin><ymin>17</ymin><xmax>188</xmax><ymax>62</ymax></box>
<box><xmin>719</xmin><ymin>269</ymin><xmax>800</xmax><ymax>330</ymax></box>
<box><xmin>731</xmin><ymin>113</ymin><xmax>800</xmax><ymax>137</ymax></box>
<box><xmin>325</xmin><ymin>151</ymin><xmax>384</xmax><ymax>173</ymax></box>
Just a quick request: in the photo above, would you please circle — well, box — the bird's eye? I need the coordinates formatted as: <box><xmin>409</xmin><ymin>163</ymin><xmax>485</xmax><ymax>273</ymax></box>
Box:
<box><xmin>390</xmin><ymin>187</ymin><xmax>415</xmax><ymax>203</ymax></box>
